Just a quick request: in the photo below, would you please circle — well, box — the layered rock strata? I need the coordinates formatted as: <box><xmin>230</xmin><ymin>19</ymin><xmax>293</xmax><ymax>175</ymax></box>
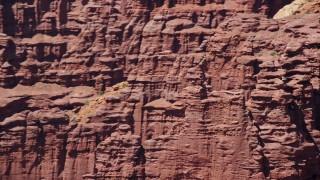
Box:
<box><xmin>0</xmin><ymin>0</ymin><xmax>319</xmax><ymax>179</ymax></box>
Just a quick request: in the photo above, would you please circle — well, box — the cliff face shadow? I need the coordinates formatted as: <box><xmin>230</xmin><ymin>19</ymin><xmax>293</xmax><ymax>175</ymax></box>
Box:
<box><xmin>2</xmin><ymin>0</ymin><xmax>16</xmax><ymax>36</ymax></box>
<box><xmin>267</xmin><ymin>0</ymin><xmax>293</xmax><ymax>18</ymax></box>
<box><xmin>313</xmin><ymin>90</ymin><xmax>320</xmax><ymax>131</ymax></box>
<box><xmin>286</xmin><ymin>101</ymin><xmax>318</xmax><ymax>151</ymax></box>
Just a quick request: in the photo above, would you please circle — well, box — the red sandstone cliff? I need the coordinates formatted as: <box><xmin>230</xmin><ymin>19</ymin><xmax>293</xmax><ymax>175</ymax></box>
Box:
<box><xmin>0</xmin><ymin>0</ymin><xmax>319</xmax><ymax>179</ymax></box>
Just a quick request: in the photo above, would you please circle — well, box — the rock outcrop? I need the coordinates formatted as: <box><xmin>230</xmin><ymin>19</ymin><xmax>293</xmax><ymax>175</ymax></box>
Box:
<box><xmin>273</xmin><ymin>0</ymin><xmax>320</xmax><ymax>19</ymax></box>
<box><xmin>0</xmin><ymin>0</ymin><xmax>319</xmax><ymax>179</ymax></box>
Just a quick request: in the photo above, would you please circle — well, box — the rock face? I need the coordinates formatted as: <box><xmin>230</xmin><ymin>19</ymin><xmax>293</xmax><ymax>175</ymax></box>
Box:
<box><xmin>273</xmin><ymin>0</ymin><xmax>320</xmax><ymax>19</ymax></box>
<box><xmin>0</xmin><ymin>0</ymin><xmax>320</xmax><ymax>179</ymax></box>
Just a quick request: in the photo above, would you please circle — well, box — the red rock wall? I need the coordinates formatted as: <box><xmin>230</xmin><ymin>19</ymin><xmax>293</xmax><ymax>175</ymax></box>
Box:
<box><xmin>0</xmin><ymin>0</ymin><xmax>276</xmax><ymax>89</ymax></box>
<box><xmin>0</xmin><ymin>0</ymin><xmax>319</xmax><ymax>179</ymax></box>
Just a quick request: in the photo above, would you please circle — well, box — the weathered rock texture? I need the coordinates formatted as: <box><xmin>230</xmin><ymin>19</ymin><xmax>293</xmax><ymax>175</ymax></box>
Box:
<box><xmin>0</xmin><ymin>0</ymin><xmax>319</xmax><ymax>179</ymax></box>
<box><xmin>274</xmin><ymin>0</ymin><xmax>320</xmax><ymax>19</ymax></box>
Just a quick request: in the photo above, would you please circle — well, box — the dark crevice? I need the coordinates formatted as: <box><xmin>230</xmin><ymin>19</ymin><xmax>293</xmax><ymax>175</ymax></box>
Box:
<box><xmin>136</xmin><ymin>146</ymin><xmax>146</xmax><ymax>165</ymax></box>
<box><xmin>313</xmin><ymin>90</ymin><xmax>320</xmax><ymax>130</ymax></box>
<box><xmin>191</xmin><ymin>12</ymin><xmax>198</xmax><ymax>23</ymax></box>
<box><xmin>173</xmin><ymin>36</ymin><xmax>181</xmax><ymax>53</ymax></box>
<box><xmin>312</xmin><ymin>174</ymin><xmax>318</xmax><ymax>180</ymax></box>
<box><xmin>0</xmin><ymin>97</ymin><xmax>30</xmax><ymax>121</ymax></box>
<box><xmin>283</xmin><ymin>86</ymin><xmax>294</xmax><ymax>95</ymax></box>
<box><xmin>28</xmin><ymin>121</ymin><xmax>46</xmax><ymax>174</ymax></box>
<box><xmin>199</xmin><ymin>33</ymin><xmax>205</xmax><ymax>46</ymax></box>
<box><xmin>306</xmin><ymin>44</ymin><xmax>320</xmax><ymax>49</ymax></box>
<box><xmin>285</xmin><ymin>70</ymin><xmax>310</xmax><ymax>77</ymax></box>
<box><xmin>21</xmin><ymin>127</ymin><xmax>27</xmax><ymax>169</ymax></box>
<box><xmin>199</xmin><ymin>0</ymin><xmax>205</xmax><ymax>6</ymax></box>
<box><xmin>154</xmin><ymin>0</ymin><xmax>164</xmax><ymax>8</ymax></box>
<box><xmin>57</xmin><ymin>134</ymin><xmax>68</xmax><ymax>178</ymax></box>
<box><xmin>252</xmin><ymin>1</ymin><xmax>263</xmax><ymax>14</ymax></box>
<box><xmin>261</xmin><ymin>154</ymin><xmax>270</xmax><ymax>177</ymax></box>
<box><xmin>1</xmin><ymin>0</ymin><xmax>16</xmax><ymax>36</ymax></box>
<box><xmin>286</xmin><ymin>101</ymin><xmax>319</xmax><ymax>152</ymax></box>
<box><xmin>68</xmin><ymin>150</ymin><xmax>77</xmax><ymax>158</ymax></box>
<box><xmin>168</xmin><ymin>0</ymin><xmax>174</xmax><ymax>8</ymax></box>
<box><xmin>59</xmin><ymin>0</ymin><xmax>68</xmax><ymax>25</ymax></box>
<box><xmin>267</xmin><ymin>0</ymin><xmax>293</xmax><ymax>18</ymax></box>
<box><xmin>252</xmin><ymin>60</ymin><xmax>261</xmax><ymax>75</ymax></box>
<box><xmin>257</xmin><ymin>135</ymin><xmax>264</xmax><ymax>146</ymax></box>
<box><xmin>81</xmin><ymin>0</ymin><xmax>89</xmax><ymax>6</ymax></box>
<box><xmin>287</xmin><ymin>48</ymin><xmax>303</xmax><ymax>58</ymax></box>
<box><xmin>247</xmin><ymin>110</ymin><xmax>254</xmax><ymax>121</ymax></box>
<box><xmin>128</xmin><ymin>103</ymin><xmax>138</xmax><ymax>134</ymax></box>
<box><xmin>4</xmin><ymin>40</ymin><xmax>17</xmax><ymax>66</ymax></box>
<box><xmin>4</xmin><ymin>160</ymin><xmax>12</xmax><ymax>176</ymax></box>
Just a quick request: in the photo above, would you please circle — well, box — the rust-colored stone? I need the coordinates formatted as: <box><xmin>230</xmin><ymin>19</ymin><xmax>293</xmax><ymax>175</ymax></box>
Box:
<box><xmin>0</xmin><ymin>1</ymin><xmax>319</xmax><ymax>179</ymax></box>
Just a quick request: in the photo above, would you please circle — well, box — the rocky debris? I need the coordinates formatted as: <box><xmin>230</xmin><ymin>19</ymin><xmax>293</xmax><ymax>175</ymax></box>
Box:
<box><xmin>0</xmin><ymin>0</ymin><xmax>320</xmax><ymax>180</ymax></box>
